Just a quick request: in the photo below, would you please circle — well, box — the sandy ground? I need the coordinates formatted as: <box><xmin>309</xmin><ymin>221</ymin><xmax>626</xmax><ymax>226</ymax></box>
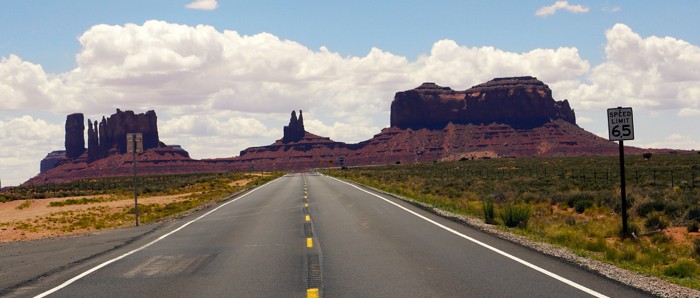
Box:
<box><xmin>0</xmin><ymin>177</ymin><xmax>251</xmax><ymax>242</ymax></box>
<box><xmin>0</xmin><ymin>193</ymin><xmax>194</xmax><ymax>242</ymax></box>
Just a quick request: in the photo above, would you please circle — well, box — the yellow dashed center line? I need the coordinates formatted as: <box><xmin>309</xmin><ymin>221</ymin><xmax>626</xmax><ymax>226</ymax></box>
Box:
<box><xmin>307</xmin><ymin>288</ymin><xmax>319</xmax><ymax>298</ymax></box>
<box><xmin>306</xmin><ymin>237</ymin><xmax>313</xmax><ymax>248</ymax></box>
<box><xmin>305</xmin><ymin>215</ymin><xmax>311</xmax><ymax>222</ymax></box>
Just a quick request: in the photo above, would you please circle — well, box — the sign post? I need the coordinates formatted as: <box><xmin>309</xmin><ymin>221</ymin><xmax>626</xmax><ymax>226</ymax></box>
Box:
<box><xmin>607</xmin><ymin>107</ymin><xmax>634</xmax><ymax>238</ymax></box>
<box><xmin>127</xmin><ymin>133</ymin><xmax>143</xmax><ymax>227</ymax></box>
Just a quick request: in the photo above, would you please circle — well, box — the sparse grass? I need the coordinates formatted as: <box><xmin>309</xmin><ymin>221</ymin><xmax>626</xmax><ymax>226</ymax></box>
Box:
<box><xmin>16</xmin><ymin>200</ymin><xmax>32</xmax><ymax>210</ymax></box>
<box><xmin>321</xmin><ymin>154</ymin><xmax>700</xmax><ymax>289</ymax></box>
<box><xmin>5</xmin><ymin>171</ymin><xmax>284</xmax><ymax>239</ymax></box>
<box><xmin>49</xmin><ymin>197</ymin><xmax>110</xmax><ymax>207</ymax></box>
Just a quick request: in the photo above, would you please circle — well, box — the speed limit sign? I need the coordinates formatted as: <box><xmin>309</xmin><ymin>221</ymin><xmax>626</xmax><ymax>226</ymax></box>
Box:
<box><xmin>607</xmin><ymin>107</ymin><xmax>634</xmax><ymax>141</ymax></box>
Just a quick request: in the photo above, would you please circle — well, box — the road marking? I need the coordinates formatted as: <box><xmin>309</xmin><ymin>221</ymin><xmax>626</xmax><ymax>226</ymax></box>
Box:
<box><xmin>327</xmin><ymin>176</ymin><xmax>608</xmax><ymax>298</ymax></box>
<box><xmin>34</xmin><ymin>178</ymin><xmax>279</xmax><ymax>298</ymax></box>
<box><xmin>307</xmin><ymin>237</ymin><xmax>313</xmax><ymax>248</ymax></box>
<box><xmin>305</xmin><ymin>215</ymin><xmax>311</xmax><ymax>222</ymax></box>
<box><xmin>307</xmin><ymin>288</ymin><xmax>319</xmax><ymax>298</ymax></box>
<box><xmin>305</xmin><ymin>203</ymin><xmax>309</xmax><ymax>207</ymax></box>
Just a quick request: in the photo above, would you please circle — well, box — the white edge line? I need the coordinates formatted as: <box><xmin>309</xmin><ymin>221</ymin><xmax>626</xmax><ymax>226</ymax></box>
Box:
<box><xmin>35</xmin><ymin>178</ymin><xmax>278</xmax><ymax>298</ymax></box>
<box><xmin>325</xmin><ymin>175</ymin><xmax>608</xmax><ymax>298</ymax></box>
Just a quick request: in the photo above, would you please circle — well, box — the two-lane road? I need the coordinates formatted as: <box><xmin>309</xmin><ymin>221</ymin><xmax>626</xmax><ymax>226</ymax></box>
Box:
<box><xmin>16</xmin><ymin>173</ymin><xmax>651</xmax><ymax>297</ymax></box>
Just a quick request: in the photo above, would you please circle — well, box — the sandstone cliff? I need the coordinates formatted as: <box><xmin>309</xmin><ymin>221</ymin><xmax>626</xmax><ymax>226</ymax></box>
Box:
<box><xmin>87</xmin><ymin>109</ymin><xmax>161</xmax><ymax>162</ymax></box>
<box><xmin>391</xmin><ymin>76</ymin><xmax>576</xmax><ymax>129</ymax></box>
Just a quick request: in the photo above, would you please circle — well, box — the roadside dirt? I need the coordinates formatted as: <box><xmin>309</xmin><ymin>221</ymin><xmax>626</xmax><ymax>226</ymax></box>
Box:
<box><xmin>0</xmin><ymin>177</ymin><xmax>250</xmax><ymax>242</ymax></box>
<box><xmin>0</xmin><ymin>193</ymin><xmax>193</xmax><ymax>242</ymax></box>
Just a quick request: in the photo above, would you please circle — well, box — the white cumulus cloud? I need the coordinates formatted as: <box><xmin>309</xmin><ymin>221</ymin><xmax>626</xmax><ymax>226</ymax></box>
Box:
<box><xmin>185</xmin><ymin>0</ymin><xmax>217</xmax><ymax>11</ymax></box>
<box><xmin>0</xmin><ymin>116</ymin><xmax>63</xmax><ymax>186</ymax></box>
<box><xmin>535</xmin><ymin>1</ymin><xmax>589</xmax><ymax>17</ymax></box>
<box><xmin>567</xmin><ymin>24</ymin><xmax>700</xmax><ymax>111</ymax></box>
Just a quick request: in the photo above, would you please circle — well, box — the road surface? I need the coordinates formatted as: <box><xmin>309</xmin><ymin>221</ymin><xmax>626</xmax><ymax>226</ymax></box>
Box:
<box><xmin>8</xmin><ymin>173</ymin><xmax>651</xmax><ymax>297</ymax></box>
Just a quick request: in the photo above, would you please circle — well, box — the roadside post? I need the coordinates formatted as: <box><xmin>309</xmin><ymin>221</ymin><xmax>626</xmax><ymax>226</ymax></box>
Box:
<box><xmin>127</xmin><ymin>133</ymin><xmax>143</xmax><ymax>227</ymax></box>
<box><xmin>607</xmin><ymin>107</ymin><xmax>634</xmax><ymax>238</ymax></box>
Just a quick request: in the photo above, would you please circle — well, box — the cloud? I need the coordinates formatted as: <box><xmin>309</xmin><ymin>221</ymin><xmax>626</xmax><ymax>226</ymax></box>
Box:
<box><xmin>602</xmin><ymin>6</ymin><xmax>621</xmax><ymax>13</ymax></box>
<box><xmin>679</xmin><ymin>108</ymin><xmax>700</xmax><ymax>117</ymax></box>
<box><xmin>642</xmin><ymin>134</ymin><xmax>700</xmax><ymax>150</ymax></box>
<box><xmin>535</xmin><ymin>1</ymin><xmax>589</xmax><ymax>17</ymax></box>
<box><xmin>185</xmin><ymin>0</ymin><xmax>217</xmax><ymax>11</ymax></box>
<box><xmin>566</xmin><ymin>24</ymin><xmax>700</xmax><ymax>111</ymax></box>
<box><xmin>0</xmin><ymin>116</ymin><xmax>63</xmax><ymax>186</ymax></box>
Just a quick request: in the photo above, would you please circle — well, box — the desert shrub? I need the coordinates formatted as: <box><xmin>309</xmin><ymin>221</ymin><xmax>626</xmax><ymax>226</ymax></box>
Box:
<box><xmin>644</xmin><ymin>212</ymin><xmax>668</xmax><ymax>232</ymax></box>
<box><xmin>642</xmin><ymin>152</ymin><xmax>653</xmax><ymax>160</ymax></box>
<box><xmin>574</xmin><ymin>199</ymin><xmax>594</xmax><ymax>213</ymax></box>
<box><xmin>489</xmin><ymin>193</ymin><xmax>507</xmax><ymax>203</ymax></box>
<box><xmin>689</xmin><ymin>221</ymin><xmax>700</xmax><ymax>233</ymax></box>
<box><xmin>483</xmin><ymin>199</ymin><xmax>495</xmax><ymax>224</ymax></box>
<box><xmin>650</xmin><ymin>233</ymin><xmax>672</xmax><ymax>244</ymax></box>
<box><xmin>566</xmin><ymin>192</ymin><xmax>595</xmax><ymax>208</ymax></box>
<box><xmin>500</xmin><ymin>204</ymin><xmax>531</xmax><ymax>228</ymax></box>
<box><xmin>687</xmin><ymin>206</ymin><xmax>700</xmax><ymax>222</ymax></box>
<box><xmin>636</xmin><ymin>200</ymin><xmax>667</xmax><ymax>217</ymax></box>
<box><xmin>694</xmin><ymin>239</ymin><xmax>700</xmax><ymax>256</ymax></box>
<box><xmin>664</xmin><ymin>260</ymin><xmax>698</xmax><ymax>278</ymax></box>
<box><xmin>584</xmin><ymin>238</ymin><xmax>607</xmax><ymax>252</ymax></box>
<box><xmin>521</xmin><ymin>192</ymin><xmax>540</xmax><ymax>203</ymax></box>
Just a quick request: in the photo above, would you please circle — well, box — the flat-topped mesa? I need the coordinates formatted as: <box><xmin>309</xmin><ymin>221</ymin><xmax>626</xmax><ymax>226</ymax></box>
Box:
<box><xmin>390</xmin><ymin>76</ymin><xmax>576</xmax><ymax>130</ymax></box>
<box><xmin>282</xmin><ymin>110</ymin><xmax>305</xmax><ymax>143</ymax></box>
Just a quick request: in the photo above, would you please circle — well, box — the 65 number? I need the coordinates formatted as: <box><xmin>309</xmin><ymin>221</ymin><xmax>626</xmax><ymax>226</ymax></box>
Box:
<box><xmin>611</xmin><ymin>124</ymin><xmax>632</xmax><ymax>137</ymax></box>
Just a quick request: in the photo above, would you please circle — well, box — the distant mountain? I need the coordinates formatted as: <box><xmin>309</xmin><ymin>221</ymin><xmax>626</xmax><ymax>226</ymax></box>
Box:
<box><xmin>26</xmin><ymin>77</ymin><xmax>674</xmax><ymax>185</ymax></box>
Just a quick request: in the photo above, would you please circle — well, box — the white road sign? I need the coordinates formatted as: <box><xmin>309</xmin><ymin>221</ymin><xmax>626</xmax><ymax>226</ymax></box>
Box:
<box><xmin>607</xmin><ymin>107</ymin><xmax>634</xmax><ymax>141</ymax></box>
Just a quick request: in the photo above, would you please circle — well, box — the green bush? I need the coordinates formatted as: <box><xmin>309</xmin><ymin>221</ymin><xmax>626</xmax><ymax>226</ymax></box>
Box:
<box><xmin>483</xmin><ymin>199</ymin><xmax>495</xmax><ymax>224</ymax></box>
<box><xmin>644</xmin><ymin>212</ymin><xmax>668</xmax><ymax>232</ymax></box>
<box><xmin>664</xmin><ymin>260</ymin><xmax>698</xmax><ymax>278</ymax></box>
<box><xmin>687</xmin><ymin>206</ymin><xmax>700</xmax><ymax>222</ymax></box>
<box><xmin>637</xmin><ymin>200</ymin><xmax>667</xmax><ymax>217</ymax></box>
<box><xmin>574</xmin><ymin>199</ymin><xmax>594</xmax><ymax>213</ymax></box>
<box><xmin>500</xmin><ymin>204</ymin><xmax>531</xmax><ymax>228</ymax></box>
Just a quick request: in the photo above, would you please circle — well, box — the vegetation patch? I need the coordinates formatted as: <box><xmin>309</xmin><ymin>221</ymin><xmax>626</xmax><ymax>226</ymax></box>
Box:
<box><xmin>1</xmin><ymin>171</ymin><xmax>284</xmax><ymax>242</ymax></box>
<box><xmin>321</xmin><ymin>154</ymin><xmax>700</xmax><ymax>289</ymax></box>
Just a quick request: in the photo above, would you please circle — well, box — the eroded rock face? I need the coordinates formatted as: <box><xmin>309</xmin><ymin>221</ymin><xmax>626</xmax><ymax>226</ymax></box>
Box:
<box><xmin>282</xmin><ymin>110</ymin><xmax>305</xmax><ymax>143</ymax></box>
<box><xmin>87</xmin><ymin>109</ymin><xmax>161</xmax><ymax>162</ymax></box>
<box><xmin>64</xmin><ymin>113</ymin><xmax>85</xmax><ymax>159</ymax></box>
<box><xmin>390</xmin><ymin>77</ymin><xmax>576</xmax><ymax>129</ymax></box>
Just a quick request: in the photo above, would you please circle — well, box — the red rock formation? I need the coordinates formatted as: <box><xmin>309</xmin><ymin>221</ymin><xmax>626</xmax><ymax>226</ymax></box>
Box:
<box><xmin>391</xmin><ymin>77</ymin><xmax>575</xmax><ymax>129</ymax></box>
<box><xmin>64</xmin><ymin>113</ymin><xmax>85</xmax><ymax>159</ymax></box>
<box><xmin>87</xmin><ymin>109</ymin><xmax>161</xmax><ymax>162</ymax></box>
<box><xmin>283</xmin><ymin>110</ymin><xmax>305</xmax><ymax>143</ymax></box>
<box><xmin>29</xmin><ymin>77</ymin><xmax>675</xmax><ymax>185</ymax></box>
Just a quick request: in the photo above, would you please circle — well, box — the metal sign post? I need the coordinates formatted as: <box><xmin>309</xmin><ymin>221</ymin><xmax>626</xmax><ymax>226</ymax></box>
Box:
<box><xmin>607</xmin><ymin>107</ymin><xmax>634</xmax><ymax>238</ymax></box>
<box><xmin>127</xmin><ymin>133</ymin><xmax>143</xmax><ymax>227</ymax></box>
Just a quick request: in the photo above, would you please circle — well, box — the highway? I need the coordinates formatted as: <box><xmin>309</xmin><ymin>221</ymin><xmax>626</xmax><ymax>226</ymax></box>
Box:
<box><xmin>12</xmin><ymin>173</ymin><xmax>650</xmax><ymax>297</ymax></box>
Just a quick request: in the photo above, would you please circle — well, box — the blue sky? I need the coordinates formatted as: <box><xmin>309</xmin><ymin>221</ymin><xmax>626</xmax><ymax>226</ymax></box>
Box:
<box><xmin>1</xmin><ymin>1</ymin><xmax>700</xmax><ymax>186</ymax></box>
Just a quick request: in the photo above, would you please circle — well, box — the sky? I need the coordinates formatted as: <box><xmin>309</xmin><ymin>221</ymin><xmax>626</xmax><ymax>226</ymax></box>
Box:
<box><xmin>1</xmin><ymin>1</ymin><xmax>700</xmax><ymax>186</ymax></box>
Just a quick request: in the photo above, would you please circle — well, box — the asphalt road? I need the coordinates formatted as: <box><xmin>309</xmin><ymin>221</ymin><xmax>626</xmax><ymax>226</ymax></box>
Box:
<box><xmin>7</xmin><ymin>173</ymin><xmax>652</xmax><ymax>297</ymax></box>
